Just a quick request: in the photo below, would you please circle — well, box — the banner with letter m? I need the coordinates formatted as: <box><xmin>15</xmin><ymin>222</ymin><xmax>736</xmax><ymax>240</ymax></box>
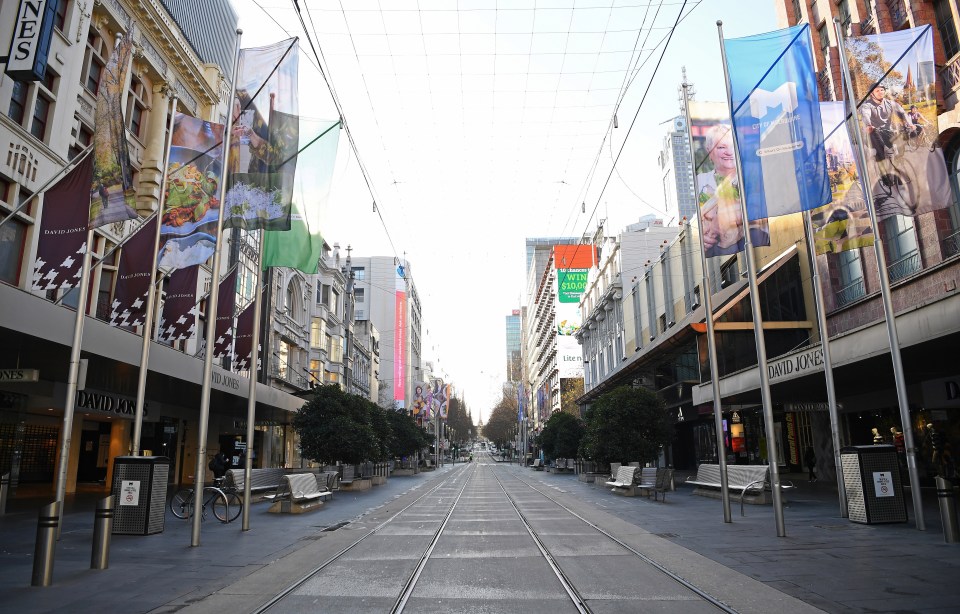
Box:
<box><xmin>724</xmin><ymin>24</ymin><xmax>831</xmax><ymax>221</ymax></box>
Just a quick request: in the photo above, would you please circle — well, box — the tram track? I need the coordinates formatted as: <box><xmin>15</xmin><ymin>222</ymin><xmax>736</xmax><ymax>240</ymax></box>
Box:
<box><xmin>253</xmin><ymin>463</ymin><xmax>474</xmax><ymax>613</ymax></box>
<box><xmin>254</xmin><ymin>459</ymin><xmax>739</xmax><ymax>613</ymax></box>
<box><xmin>500</xmin><ymin>465</ymin><xmax>739</xmax><ymax>614</ymax></box>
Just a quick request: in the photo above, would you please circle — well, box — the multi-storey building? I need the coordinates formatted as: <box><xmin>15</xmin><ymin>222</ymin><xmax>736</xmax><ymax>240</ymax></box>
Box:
<box><xmin>580</xmin><ymin>3</ymin><xmax>960</xmax><ymax>487</ymax></box>
<box><xmin>0</xmin><ymin>0</ymin><xmax>322</xmax><ymax>499</ymax></box>
<box><xmin>505</xmin><ymin>309</ymin><xmax>521</xmax><ymax>383</ymax></box>
<box><xmin>524</xmin><ymin>238</ymin><xmax>598</xmax><ymax>429</ymax></box>
<box><xmin>577</xmin><ymin>216</ymin><xmax>680</xmax><ymax>395</ymax></box>
<box><xmin>350</xmin><ymin>256</ymin><xmax>422</xmax><ymax>409</ymax></box>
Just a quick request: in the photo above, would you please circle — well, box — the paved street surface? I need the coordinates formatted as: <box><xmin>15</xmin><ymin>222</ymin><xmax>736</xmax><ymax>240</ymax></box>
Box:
<box><xmin>1</xmin><ymin>455</ymin><xmax>957</xmax><ymax>613</ymax></box>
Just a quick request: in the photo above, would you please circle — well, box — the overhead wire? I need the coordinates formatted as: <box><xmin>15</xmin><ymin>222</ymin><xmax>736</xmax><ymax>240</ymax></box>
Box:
<box><xmin>288</xmin><ymin>0</ymin><xmax>404</xmax><ymax>264</ymax></box>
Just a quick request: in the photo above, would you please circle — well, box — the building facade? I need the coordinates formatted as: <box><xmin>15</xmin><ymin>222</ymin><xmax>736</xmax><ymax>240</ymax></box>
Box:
<box><xmin>0</xmin><ymin>0</ymin><xmax>338</xmax><ymax>500</ymax></box>
<box><xmin>580</xmin><ymin>2</ymin><xmax>960</xmax><ymax>487</ymax></box>
<box><xmin>351</xmin><ymin>256</ymin><xmax>422</xmax><ymax>409</ymax></box>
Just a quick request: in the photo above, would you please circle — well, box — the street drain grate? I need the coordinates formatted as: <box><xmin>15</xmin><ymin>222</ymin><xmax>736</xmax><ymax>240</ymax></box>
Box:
<box><xmin>655</xmin><ymin>533</ymin><xmax>679</xmax><ymax>538</ymax></box>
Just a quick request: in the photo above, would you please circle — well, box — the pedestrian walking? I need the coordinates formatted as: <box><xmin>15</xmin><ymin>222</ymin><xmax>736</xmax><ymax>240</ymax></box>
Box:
<box><xmin>804</xmin><ymin>445</ymin><xmax>817</xmax><ymax>482</ymax></box>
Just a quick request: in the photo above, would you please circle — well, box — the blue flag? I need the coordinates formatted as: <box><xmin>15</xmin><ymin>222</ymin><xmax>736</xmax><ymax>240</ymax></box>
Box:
<box><xmin>724</xmin><ymin>24</ymin><xmax>830</xmax><ymax>221</ymax></box>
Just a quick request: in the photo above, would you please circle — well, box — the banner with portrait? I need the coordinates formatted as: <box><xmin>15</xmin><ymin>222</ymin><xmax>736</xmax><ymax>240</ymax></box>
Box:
<box><xmin>810</xmin><ymin>102</ymin><xmax>873</xmax><ymax>255</ymax></box>
<box><xmin>223</xmin><ymin>38</ymin><xmax>299</xmax><ymax>231</ymax></box>
<box><xmin>689</xmin><ymin>101</ymin><xmax>770</xmax><ymax>258</ymax></box>
<box><xmin>844</xmin><ymin>25</ymin><xmax>952</xmax><ymax>220</ymax></box>
<box><xmin>723</xmin><ymin>24</ymin><xmax>830</xmax><ymax>220</ymax></box>
<box><xmin>89</xmin><ymin>28</ymin><xmax>138</xmax><ymax>229</ymax></box>
<box><xmin>158</xmin><ymin>114</ymin><xmax>224</xmax><ymax>271</ymax></box>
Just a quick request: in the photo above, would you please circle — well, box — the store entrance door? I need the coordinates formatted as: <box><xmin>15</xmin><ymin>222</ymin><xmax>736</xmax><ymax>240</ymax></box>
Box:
<box><xmin>77</xmin><ymin>423</ymin><xmax>110</xmax><ymax>483</ymax></box>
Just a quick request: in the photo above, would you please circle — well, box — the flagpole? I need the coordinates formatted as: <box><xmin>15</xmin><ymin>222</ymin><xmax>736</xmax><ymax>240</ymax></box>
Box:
<box><xmin>682</xmin><ymin>80</ymin><xmax>732</xmax><ymax>523</ymax></box>
<box><xmin>192</xmin><ymin>28</ymin><xmax>243</xmax><ymax>547</ymax></box>
<box><xmin>132</xmin><ymin>91</ymin><xmax>178</xmax><ymax>456</ymax></box>
<box><xmin>54</xmin><ymin>228</ymin><xmax>94</xmax><ymax>535</ymax></box>
<box><xmin>241</xmin><ymin>231</ymin><xmax>265</xmax><ymax>531</ymax></box>
<box><xmin>717</xmin><ymin>21</ymin><xmax>787</xmax><ymax>537</ymax></box>
<box><xmin>802</xmin><ymin>211</ymin><xmax>848</xmax><ymax>517</ymax></box>
<box><xmin>833</xmin><ymin>18</ymin><xmax>924</xmax><ymax>530</ymax></box>
<box><xmin>0</xmin><ymin>146</ymin><xmax>92</xmax><ymax>232</ymax></box>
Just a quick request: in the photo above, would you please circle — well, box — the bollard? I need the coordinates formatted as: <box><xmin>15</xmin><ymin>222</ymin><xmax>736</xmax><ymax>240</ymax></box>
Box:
<box><xmin>0</xmin><ymin>472</ymin><xmax>9</xmax><ymax>515</ymax></box>
<box><xmin>31</xmin><ymin>501</ymin><xmax>61</xmax><ymax>587</ymax></box>
<box><xmin>935</xmin><ymin>477</ymin><xmax>958</xmax><ymax>544</ymax></box>
<box><xmin>91</xmin><ymin>495</ymin><xmax>114</xmax><ymax>569</ymax></box>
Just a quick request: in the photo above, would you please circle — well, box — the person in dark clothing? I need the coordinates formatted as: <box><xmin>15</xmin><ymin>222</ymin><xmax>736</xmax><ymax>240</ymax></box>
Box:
<box><xmin>804</xmin><ymin>446</ymin><xmax>817</xmax><ymax>483</ymax></box>
<box><xmin>210</xmin><ymin>451</ymin><xmax>230</xmax><ymax>479</ymax></box>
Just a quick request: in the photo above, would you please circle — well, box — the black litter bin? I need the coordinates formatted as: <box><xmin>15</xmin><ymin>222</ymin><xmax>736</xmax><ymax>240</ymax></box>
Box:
<box><xmin>840</xmin><ymin>445</ymin><xmax>907</xmax><ymax>524</ymax></box>
<box><xmin>111</xmin><ymin>456</ymin><xmax>170</xmax><ymax>535</ymax></box>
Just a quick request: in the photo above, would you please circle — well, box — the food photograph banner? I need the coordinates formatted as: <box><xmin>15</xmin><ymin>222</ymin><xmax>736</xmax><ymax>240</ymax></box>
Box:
<box><xmin>158</xmin><ymin>114</ymin><xmax>224</xmax><ymax>271</ymax></box>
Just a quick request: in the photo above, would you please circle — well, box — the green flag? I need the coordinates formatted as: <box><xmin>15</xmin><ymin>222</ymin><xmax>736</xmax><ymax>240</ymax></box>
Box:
<box><xmin>262</xmin><ymin>118</ymin><xmax>340</xmax><ymax>273</ymax></box>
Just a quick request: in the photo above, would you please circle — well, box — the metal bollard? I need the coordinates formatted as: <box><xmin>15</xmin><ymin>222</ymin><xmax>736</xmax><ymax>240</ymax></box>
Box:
<box><xmin>31</xmin><ymin>501</ymin><xmax>61</xmax><ymax>587</ymax></box>
<box><xmin>0</xmin><ymin>472</ymin><xmax>9</xmax><ymax>515</ymax></box>
<box><xmin>935</xmin><ymin>477</ymin><xmax>958</xmax><ymax>544</ymax></box>
<box><xmin>91</xmin><ymin>495</ymin><xmax>114</xmax><ymax>569</ymax></box>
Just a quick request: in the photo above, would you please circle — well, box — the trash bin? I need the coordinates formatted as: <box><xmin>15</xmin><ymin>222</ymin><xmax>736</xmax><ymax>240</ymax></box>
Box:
<box><xmin>840</xmin><ymin>445</ymin><xmax>907</xmax><ymax>524</ymax></box>
<box><xmin>111</xmin><ymin>456</ymin><xmax>170</xmax><ymax>535</ymax></box>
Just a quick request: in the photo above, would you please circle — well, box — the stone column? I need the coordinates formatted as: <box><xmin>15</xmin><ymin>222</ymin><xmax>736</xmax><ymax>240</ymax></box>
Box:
<box><xmin>136</xmin><ymin>83</ymin><xmax>173</xmax><ymax>216</ymax></box>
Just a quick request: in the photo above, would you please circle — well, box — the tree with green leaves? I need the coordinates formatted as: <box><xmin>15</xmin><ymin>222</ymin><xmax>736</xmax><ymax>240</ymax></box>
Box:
<box><xmin>368</xmin><ymin>404</ymin><xmax>393</xmax><ymax>462</ymax></box>
<box><xmin>483</xmin><ymin>394</ymin><xmax>518</xmax><ymax>450</ymax></box>
<box><xmin>385</xmin><ymin>409</ymin><xmax>431</xmax><ymax>458</ymax></box>
<box><xmin>579</xmin><ymin>385</ymin><xmax>674</xmax><ymax>466</ymax></box>
<box><xmin>538</xmin><ymin>411</ymin><xmax>584</xmax><ymax>460</ymax></box>
<box><xmin>292</xmin><ymin>384</ymin><xmax>376</xmax><ymax>465</ymax></box>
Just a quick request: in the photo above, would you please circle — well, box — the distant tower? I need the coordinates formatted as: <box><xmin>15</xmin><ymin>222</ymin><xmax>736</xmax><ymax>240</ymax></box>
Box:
<box><xmin>658</xmin><ymin>67</ymin><xmax>697</xmax><ymax>224</ymax></box>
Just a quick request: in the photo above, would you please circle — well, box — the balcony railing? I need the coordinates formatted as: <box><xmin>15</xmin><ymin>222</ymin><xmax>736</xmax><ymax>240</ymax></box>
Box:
<box><xmin>942</xmin><ymin>229</ymin><xmax>960</xmax><ymax>259</ymax></box>
<box><xmin>836</xmin><ymin>278</ymin><xmax>866</xmax><ymax>307</ymax></box>
<box><xmin>887</xmin><ymin>250</ymin><xmax>921</xmax><ymax>282</ymax></box>
<box><xmin>941</xmin><ymin>55</ymin><xmax>960</xmax><ymax>99</ymax></box>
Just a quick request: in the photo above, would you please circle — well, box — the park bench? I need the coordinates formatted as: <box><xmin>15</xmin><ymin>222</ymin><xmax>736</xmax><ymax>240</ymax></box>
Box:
<box><xmin>531</xmin><ymin>459</ymin><xmax>544</xmax><ymax>470</ymax></box>
<box><xmin>638</xmin><ymin>467</ymin><xmax>674</xmax><ymax>502</ymax></box>
<box><xmin>609</xmin><ymin>462</ymin><xmax>621</xmax><ymax>480</ymax></box>
<box><xmin>266</xmin><ymin>473</ymin><xmax>331</xmax><ymax>514</ymax></box>
<box><xmin>317</xmin><ymin>470</ymin><xmax>340</xmax><ymax>492</ymax></box>
<box><xmin>550</xmin><ymin>458</ymin><xmax>574</xmax><ymax>473</ymax></box>
<box><xmin>224</xmin><ymin>467</ymin><xmax>286</xmax><ymax>502</ymax></box>
<box><xmin>686</xmin><ymin>463</ymin><xmax>794</xmax><ymax>515</ymax></box>
<box><xmin>338</xmin><ymin>464</ymin><xmax>372</xmax><ymax>491</ymax></box>
<box><xmin>604</xmin><ymin>466</ymin><xmax>639</xmax><ymax>496</ymax></box>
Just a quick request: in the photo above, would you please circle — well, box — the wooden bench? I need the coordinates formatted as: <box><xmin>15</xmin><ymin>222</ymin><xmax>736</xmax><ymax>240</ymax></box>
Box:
<box><xmin>686</xmin><ymin>464</ymin><xmax>794</xmax><ymax>515</ymax></box>
<box><xmin>224</xmin><ymin>467</ymin><xmax>286</xmax><ymax>502</ymax></box>
<box><xmin>266</xmin><ymin>473</ymin><xmax>332</xmax><ymax>514</ymax></box>
<box><xmin>604</xmin><ymin>466</ymin><xmax>639</xmax><ymax>496</ymax></box>
<box><xmin>531</xmin><ymin>459</ymin><xmax>544</xmax><ymax>471</ymax></box>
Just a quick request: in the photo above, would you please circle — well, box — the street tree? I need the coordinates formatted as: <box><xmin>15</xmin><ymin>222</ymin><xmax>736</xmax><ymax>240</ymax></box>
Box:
<box><xmin>293</xmin><ymin>384</ymin><xmax>376</xmax><ymax>465</ymax></box>
<box><xmin>384</xmin><ymin>409</ymin><xmax>431</xmax><ymax>458</ymax></box>
<box><xmin>579</xmin><ymin>385</ymin><xmax>674</xmax><ymax>466</ymax></box>
<box><xmin>483</xmin><ymin>394</ymin><xmax>518</xmax><ymax>449</ymax></box>
<box><xmin>538</xmin><ymin>411</ymin><xmax>584</xmax><ymax>460</ymax></box>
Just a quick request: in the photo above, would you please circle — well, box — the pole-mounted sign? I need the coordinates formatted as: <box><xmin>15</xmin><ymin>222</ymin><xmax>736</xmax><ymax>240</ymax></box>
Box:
<box><xmin>5</xmin><ymin>0</ymin><xmax>58</xmax><ymax>82</ymax></box>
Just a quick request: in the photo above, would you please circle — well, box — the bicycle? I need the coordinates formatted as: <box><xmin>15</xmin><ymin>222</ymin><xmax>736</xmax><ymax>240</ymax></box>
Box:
<box><xmin>214</xmin><ymin>476</ymin><xmax>243</xmax><ymax>523</ymax></box>
<box><xmin>169</xmin><ymin>480</ymin><xmax>231</xmax><ymax>522</ymax></box>
<box><xmin>870</xmin><ymin>126</ymin><xmax>919</xmax><ymax>217</ymax></box>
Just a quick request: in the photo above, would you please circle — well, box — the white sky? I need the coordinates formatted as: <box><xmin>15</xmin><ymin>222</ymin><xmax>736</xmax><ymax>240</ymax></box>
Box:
<box><xmin>233</xmin><ymin>0</ymin><xmax>778</xmax><ymax>425</ymax></box>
